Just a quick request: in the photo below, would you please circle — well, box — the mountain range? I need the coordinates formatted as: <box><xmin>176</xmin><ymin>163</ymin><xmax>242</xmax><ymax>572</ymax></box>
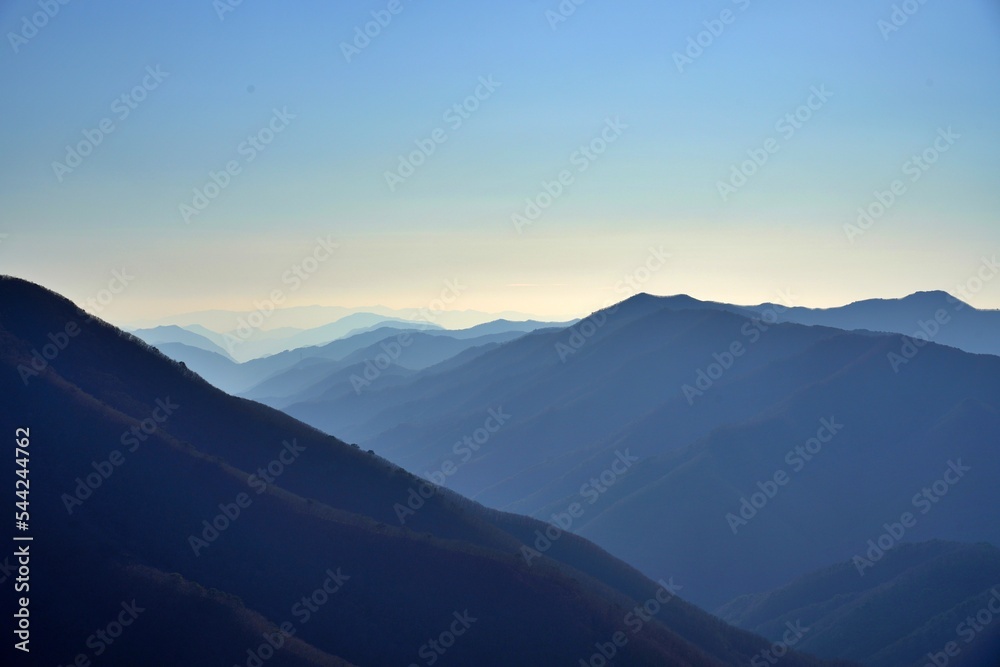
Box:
<box><xmin>1</xmin><ymin>276</ymin><xmax>857</xmax><ymax>666</ymax></box>
<box><xmin>267</xmin><ymin>294</ymin><xmax>1000</xmax><ymax>614</ymax></box>
<box><xmin>6</xmin><ymin>277</ymin><xmax>998</xmax><ymax>665</ymax></box>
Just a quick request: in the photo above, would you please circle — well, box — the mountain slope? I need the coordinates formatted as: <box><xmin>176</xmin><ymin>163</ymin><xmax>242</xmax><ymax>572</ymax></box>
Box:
<box><xmin>241</xmin><ymin>330</ymin><xmax>530</xmax><ymax>406</ymax></box>
<box><xmin>750</xmin><ymin>290</ymin><xmax>1000</xmax><ymax>357</ymax></box>
<box><xmin>717</xmin><ymin>541</ymin><xmax>1000</xmax><ymax>667</ymax></box>
<box><xmin>274</xmin><ymin>294</ymin><xmax>1000</xmax><ymax>610</ymax></box>
<box><xmin>131</xmin><ymin>324</ymin><xmax>236</xmax><ymax>359</ymax></box>
<box><xmin>574</xmin><ymin>331</ymin><xmax>1000</xmax><ymax>606</ymax></box>
<box><xmin>231</xmin><ymin>313</ymin><xmax>444</xmax><ymax>359</ymax></box>
<box><xmin>0</xmin><ymin>276</ymin><xmax>849</xmax><ymax>667</ymax></box>
<box><xmin>153</xmin><ymin>341</ymin><xmax>239</xmax><ymax>385</ymax></box>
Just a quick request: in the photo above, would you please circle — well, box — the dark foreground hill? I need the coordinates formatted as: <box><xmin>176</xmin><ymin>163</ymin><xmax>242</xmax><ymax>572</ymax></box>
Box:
<box><xmin>0</xmin><ymin>277</ymin><xmax>851</xmax><ymax>667</ymax></box>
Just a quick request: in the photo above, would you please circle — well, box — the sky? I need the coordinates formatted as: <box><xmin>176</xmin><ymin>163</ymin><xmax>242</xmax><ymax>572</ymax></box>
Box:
<box><xmin>1</xmin><ymin>0</ymin><xmax>999</xmax><ymax>326</ymax></box>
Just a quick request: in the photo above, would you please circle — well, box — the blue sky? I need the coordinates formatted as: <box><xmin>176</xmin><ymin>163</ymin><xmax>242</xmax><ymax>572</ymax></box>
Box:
<box><xmin>1</xmin><ymin>0</ymin><xmax>999</xmax><ymax>323</ymax></box>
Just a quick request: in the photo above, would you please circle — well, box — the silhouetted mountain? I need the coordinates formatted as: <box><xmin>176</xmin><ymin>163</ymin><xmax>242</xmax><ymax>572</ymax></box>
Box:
<box><xmin>242</xmin><ymin>330</ymin><xmax>530</xmax><ymax>406</ymax></box>
<box><xmin>278</xmin><ymin>294</ymin><xmax>1000</xmax><ymax>611</ymax></box>
<box><xmin>125</xmin><ymin>304</ymin><xmax>543</xmax><ymax>338</ymax></box>
<box><xmin>423</xmin><ymin>318</ymin><xmax>578</xmax><ymax>338</ymax></box>
<box><xmin>718</xmin><ymin>541</ymin><xmax>1000</xmax><ymax>667</ymax></box>
<box><xmin>182</xmin><ymin>322</ymin><xmax>234</xmax><ymax>349</ymax></box>
<box><xmin>574</xmin><ymin>333</ymin><xmax>1000</xmax><ymax>607</ymax></box>
<box><xmin>153</xmin><ymin>321</ymin><xmax>566</xmax><ymax>398</ymax></box>
<box><xmin>150</xmin><ymin>326</ymin><xmax>429</xmax><ymax>394</ymax></box>
<box><xmin>748</xmin><ymin>290</ymin><xmax>1000</xmax><ymax>357</ymax></box>
<box><xmin>155</xmin><ymin>341</ymin><xmax>238</xmax><ymax>375</ymax></box>
<box><xmin>1</xmin><ymin>276</ymin><xmax>852</xmax><ymax>667</ymax></box>
<box><xmin>132</xmin><ymin>324</ymin><xmax>236</xmax><ymax>360</ymax></box>
<box><xmin>232</xmin><ymin>314</ymin><xmax>444</xmax><ymax>360</ymax></box>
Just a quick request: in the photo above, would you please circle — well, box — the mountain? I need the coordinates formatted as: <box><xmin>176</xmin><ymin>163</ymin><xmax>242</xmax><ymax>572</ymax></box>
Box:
<box><xmin>153</xmin><ymin>342</ymin><xmax>239</xmax><ymax>384</ymax></box>
<box><xmin>0</xmin><ymin>276</ymin><xmax>854</xmax><ymax>667</ymax></box>
<box><xmin>146</xmin><ymin>326</ymin><xmax>430</xmax><ymax>394</ymax></box>
<box><xmin>241</xmin><ymin>330</ymin><xmax>533</xmax><ymax>407</ymax></box>
<box><xmin>749</xmin><ymin>290</ymin><xmax>1000</xmax><ymax>357</ymax></box>
<box><xmin>152</xmin><ymin>321</ymin><xmax>568</xmax><ymax>397</ymax></box>
<box><xmin>228</xmin><ymin>314</ymin><xmax>444</xmax><ymax>361</ymax></box>
<box><xmin>282</xmin><ymin>293</ymin><xmax>728</xmax><ymax>443</ymax></box>
<box><xmin>422</xmin><ymin>318</ymin><xmax>579</xmax><ymax>339</ymax></box>
<box><xmin>279</xmin><ymin>293</ymin><xmax>1000</xmax><ymax>609</ymax></box>
<box><xmin>124</xmin><ymin>304</ymin><xmax>546</xmax><ymax>336</ymax></box>
<box><xmin>131</xmin><ymin>324</ymin><xmax>236</xmax><ymax>360</ymax></box>
<box><xmin>180</xmin><ymin>322</ymin><xmax>234</xmax><ymax>349</ymax></box>
<box><xmin>717</xmin><ymin>541</ymin><xmax>1000</xmax><ymax>667</ymax></box>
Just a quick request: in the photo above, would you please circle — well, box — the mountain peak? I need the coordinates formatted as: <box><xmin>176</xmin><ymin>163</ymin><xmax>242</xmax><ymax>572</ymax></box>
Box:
<box><xmin>900</xmin><ymin>290</ymin><xmax>969</xmax><ymax>308</ymax></box>
<box><xmin>615</xmin><ymin>292</ymin><xmax>706</xmax><ymax>309</ymax></box>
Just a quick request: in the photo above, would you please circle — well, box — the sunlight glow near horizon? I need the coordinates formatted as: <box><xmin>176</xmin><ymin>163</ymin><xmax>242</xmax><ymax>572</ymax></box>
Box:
<box><xmin>1</xmin><ymin>0</ymin><xmax>998</xmax><ymax>324</ymax></box>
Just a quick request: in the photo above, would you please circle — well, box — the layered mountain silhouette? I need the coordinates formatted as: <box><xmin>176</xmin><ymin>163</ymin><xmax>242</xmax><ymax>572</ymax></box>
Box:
<box><xmin>132</xmin><ymin>324</ymin><xmax>236</xmax><ymax>360</ymax></box>
<box><xmin>241</xmin><ymin>329</ymin><xmax>532</xmax><ymax>406</ymax></box>
<box><xmin>1</xmin><ymin>277</ymin><xmax>855</xmax><ymax>666</ymax></box>
<box><xmin>147</xmin><ymin>321</ymin><xmax>567</xmax><ymax>397</ymax></box>
<box><xmin>133</xmin><ymin>314</ymin><xmax>445</xmax><ymax>362</ymax></box>
<box><xmin>748</xmin><ymin>290</ymin><xmax>1000</xmax><ymax>357</ymax></box>
<box><xmin>272</xmin><ymin>294</ymin><xmax>999</xmax><ymax>615</ymax></box>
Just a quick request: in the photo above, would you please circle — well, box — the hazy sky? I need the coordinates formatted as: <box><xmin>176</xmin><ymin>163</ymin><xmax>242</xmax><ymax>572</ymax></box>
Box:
<box><xmin>1</xmin><ymin>0</ymin><xmax>999</xmax><ymax>325</ymax></box>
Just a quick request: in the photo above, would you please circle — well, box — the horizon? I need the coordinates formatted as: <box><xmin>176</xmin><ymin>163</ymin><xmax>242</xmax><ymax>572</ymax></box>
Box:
<box><xmin>37</xmin><ymin>276</ymin><xmax>1000</xmax><ymax>334</ymax></box>
<box><xmin>2</xmin><ymin>1</ymin><xmax>999</xmax><ymax>322</ymax></box>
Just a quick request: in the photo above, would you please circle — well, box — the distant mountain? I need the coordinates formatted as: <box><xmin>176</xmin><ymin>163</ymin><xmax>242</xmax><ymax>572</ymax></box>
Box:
<box><xmin>131</xmin><ymin>324</ymin><xmax>235</xmax><ymax>360</ymax></box>
<box><xmin>150</xmin><ymin>320</ymin><xmax>571</xmax><ymax>397</ymax></box>
<box><xmin>124</xmin><ymin>305</ymin><xmax>390</xmax><ymax>332</ymax></box>
<box><xmin>153</xmin><ymin>342</ymin><xmax>239</xmax><ymax>382</ymax></box>
<box><xmin>748</xmin><ymin>290</ymin><xmax>1000</xmax><ymax>357</ymax></box>
<box><xmin>228</xmin><ymin>314</ymin><xmax>444</xmax><ymax>361</ymax></box>
<box><xmin>146</xmin><ymin>326</ymin><xmax>435</xmax><ymax>394</ymax></box>
<box><xmin>124</xmin><ymin>304</ymin><xmax>546</xmax><ymax>335</ymax></box>
<box><xmin>281</xmin><ymin>293</ymin><xmax>1000</xmax><ymax>609</ymax></box>
<box><xmin>423</xmin><ymin>318</ymin><xmax>579</xmax><ymax>339</ymax></box>
<box><xmin>718</xmin><ymin>541</ymin><xmax>1000</xmax><ymax>667</ymax></box>
<box><xmin>229</xmin><ymin>317</ymin><xmax>568</xmax><ymax>363</ymax></box>
<box><xmin>241</xmin><ymin>330</ymin><xmax>528</xmax><ymax>407</ymax></box>
<box><xmin>284</xmin><ymin>292</ymin><xmax>719</xmax><ymax>443</ymax></box>
<box><xmin>2</xmin><ymin>276</ymin><xmax>853</xmax><ymax>666</ymax></box>
<box><xmin>181</xmin><ymin>322</ymin><xmax>236</xmax><ymax>350</ymax></box>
